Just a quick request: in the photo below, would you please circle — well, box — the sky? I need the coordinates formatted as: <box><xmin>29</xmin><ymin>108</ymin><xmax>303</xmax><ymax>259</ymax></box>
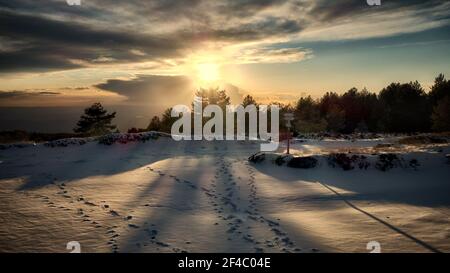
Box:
<box><xmin>0</xmin><ymin>0</ymin><xmax>450</xmax><ymax>131</ymax></box>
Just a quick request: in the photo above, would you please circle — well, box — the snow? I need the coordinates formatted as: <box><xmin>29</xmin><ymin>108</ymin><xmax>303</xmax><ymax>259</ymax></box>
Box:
<box><xmin>0</xmin><ymin>134</ymin><xmax>449</xmax><ymax>253</ymax></box>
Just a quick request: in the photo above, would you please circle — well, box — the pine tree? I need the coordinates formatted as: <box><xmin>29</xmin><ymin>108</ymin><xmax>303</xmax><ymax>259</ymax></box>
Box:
<box><xmin>147</xmin><ymin>116</ymin><xmax>162</xmax><ymax>131</ymax></box>
<box><xmin>160</xmin><ymin>108</ymin><xmax>179</xmax><ymax>133</ymax></box>
<box><xmin>431</xmin><ymin>96</ymin><xmax>450</xmax><ymax>131</ymax></box>
<box><xmin>378</xmin><ymin>82</ymin><xmax>430</xmax><ymax>132</ymax></box>
<box><xmin>294</xmin><ymin>96</ymin><xmax>327</xmax><ymax>133</ymax></box>
<box><xmin>242</xmin><ymin>95</ymin><xmax>258</xmax><ymax>107</ymax></box>
<box><xmin>74</xmin><ymin>102</ymin><xmax>117</xmax><ymax>136</ymax></box>
<box><xmin>241</xmin><ymin>95</ymin><xmax>259</xmax><ymax>137</ymax></box>
<box><xmin>325</xmin><ymin>104</ymin><xmax>345</xmax><ymax>132</ymax></box>
<box><xmin>429</xmin><ymin>74</ymin><xmax>450</xmax><ymax>106</ymax></box>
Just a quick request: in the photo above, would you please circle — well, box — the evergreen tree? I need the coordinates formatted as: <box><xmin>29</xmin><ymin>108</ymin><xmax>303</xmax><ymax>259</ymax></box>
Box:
<box><xmin>242</xmin><ymin>95</ymin><xmax>258</xmax><ymax>107</ymax></box>
<box><xmin>194</xmin><ymin>88</ymin><xmax>230</xmax><ymax>111</ymax></box>
<box><xmin>160</xmin><ymin>108</ymin><xmax>178</xmax><ymax>133</ymax></box>
<box><xmin>241</xmin><ymin>95</ymin><xmax>259</xmax><ymax>137</ymax></box>
<box><xmin>429</xmin><ymin>74</ymin><xmax>450</xmax><ymax>106</ymax></box>
<box><xmin>294</xmin><ymin>96</ymin><xmax>327</xmax><ymax>133</ymax></box>
<box><xmin>431</xmin><ymin>96</ymin><xmax>450</xmax><ymax>131</ymax></box>
<box><xmin>193</xmin><ymin>88</ymin><xmax>231</xmax><ymax>134</ymax></box>
<box><xmin>147</xmin><ymin>116</ymin><xmax>161</xmax><ymax>131</ymax></box>
<box><xmin>325</xmin><ymin>104</ymin><xmax>345</xmax><ymax>132</ymax></box>
<box><xmin>378</xmin><ymin>81</ymin><xmax>430</xmax><ymax>132</ymax></box>
<box><xmin>74</xmin><ymin>103</ymin><xmax>116</xmax><ymax>136</ymax></box>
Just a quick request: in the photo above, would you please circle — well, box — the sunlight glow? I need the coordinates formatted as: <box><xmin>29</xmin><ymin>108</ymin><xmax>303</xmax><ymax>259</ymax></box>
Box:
<box><xmin>196</xmin><ymin>63</ymin><xmax>220</xmax><ymax>82</ymax></box>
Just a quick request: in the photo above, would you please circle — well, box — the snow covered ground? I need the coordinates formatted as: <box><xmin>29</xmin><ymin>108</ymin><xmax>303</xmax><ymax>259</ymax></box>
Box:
<box><xmin>0</xmin><ymin>135</ymin><xmax>449</xmax><ymax>253</ymax></box>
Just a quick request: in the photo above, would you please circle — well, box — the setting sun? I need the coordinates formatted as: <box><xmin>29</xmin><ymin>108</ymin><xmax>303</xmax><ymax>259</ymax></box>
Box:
<box><xmin>196</xmin><ymin>63</ymin><xmax>220</xmax><ymax>83</ymax></box>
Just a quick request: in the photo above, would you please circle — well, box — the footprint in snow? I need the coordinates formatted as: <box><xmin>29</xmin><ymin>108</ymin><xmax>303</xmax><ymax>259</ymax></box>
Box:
<box><xmin>110</xmin><ymin>210</ymin><xmax>120</xmax><ymax>216</ymax></box>
<box><xmin>84</xmin><ymin>201</ymin><xmax>96</xmax><ymax>206</ymax></box>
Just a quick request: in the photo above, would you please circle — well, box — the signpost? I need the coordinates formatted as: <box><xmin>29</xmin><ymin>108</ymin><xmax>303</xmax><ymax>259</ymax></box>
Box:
<box><xmin>283</xmin><ymin>113</ymin><xmax>294</xmax><ymax>154</ymax></box>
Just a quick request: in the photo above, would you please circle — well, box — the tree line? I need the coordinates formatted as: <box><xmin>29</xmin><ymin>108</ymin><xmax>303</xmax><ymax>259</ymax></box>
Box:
<box><xmin>74</xmin><ymin>74</ymin><xmax>450</xmax><ymax>136</ymax></box>
<box><xmin>293</xmin><ymin>74</ymin><xmax>449</xmax><ymax>133</ymax></box>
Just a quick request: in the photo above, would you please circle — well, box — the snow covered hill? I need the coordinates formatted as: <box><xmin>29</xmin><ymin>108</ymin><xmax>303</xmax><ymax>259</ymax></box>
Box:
<box><xmin>0</xmin><ymin>134</ymin><xmax>449</xmax><ymax>253</ymax></box>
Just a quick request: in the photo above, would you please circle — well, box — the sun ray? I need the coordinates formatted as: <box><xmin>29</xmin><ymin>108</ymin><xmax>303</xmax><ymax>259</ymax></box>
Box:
<box><xmin>196</xmin><ymin>63</ymin><xmax>220</xmax><ymax>83</ymax></box>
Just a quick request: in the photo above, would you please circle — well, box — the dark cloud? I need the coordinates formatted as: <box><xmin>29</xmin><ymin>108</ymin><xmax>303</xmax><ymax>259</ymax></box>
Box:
<box><xmin>0</xmin><ymin>10</ymin><xmax>190</xmax><ymax>72</ymax></box>
<box><xmin>95</xmin><ymin>75</ymin><xmax>194</xmax><ymax>105</ymax></box>
<box><xmin>149</xmin><ymin>0</ymin><xmax>204</xmax><ymax>13</ymax></box>
<box><xmin>309</xmin><ymin>0</ymin><xmax>369</xmax><ymax>22</ymax></box>
<box><xmin>218</xmin><ymin>0</ymin><xmax>289</xmax><ymax>16</ymax></box>
<box><xmin>0</xmin><ymin>0</ymin><xmax>449</xmax><ymax>73</ymax></box>
<box><xmin>309</xmin><ymin>0</ymin><xmax>448</xmax><ymax>22</ymax></box>
<box><xmin>87</xmin><ymin>0</ymin><xmax>287</xmax><ymax>24</ymax></box>
<box><xmin>0</xmin><ymin>6</ymin><xmax>302</xmax><ymax>72</ymax></box>
<box><xmin>0</xmin><ymin>0</ymin><xmax>306</xmax><ymax>73</ymax></box>
<box><xmin>38</xmin><ymin>91</ymin><xmax>61</xmax><ymax>95</ymax></box>
<box><xmin>0</xmin><ymin>90</ymin><xmax>60</xmax><ymax>99</ymax></box>
<box><xmin>210</xmin><ymin>17</ymin><xmax>304</xmax><ymax>41</ymax></box>
<box><xmin>0</xmin><ymin>0</ymin><xmax>103</xmax><ymax>19</ymax></box>
<box><xmin>0</xmin><ymin>49</ymin><xmax>82</xmax><ymax>73</ymax></box>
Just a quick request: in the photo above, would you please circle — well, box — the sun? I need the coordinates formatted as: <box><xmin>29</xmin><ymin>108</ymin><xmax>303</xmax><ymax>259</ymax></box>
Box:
<box><xmin>196</xmin><ymin>63</ymin><xmax>220</xmax><ymax>83</ymax></box>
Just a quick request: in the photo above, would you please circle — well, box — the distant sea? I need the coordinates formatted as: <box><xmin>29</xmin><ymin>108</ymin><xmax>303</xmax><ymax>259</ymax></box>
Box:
<box><xmin>0</xmin><ymin>106</ymin><xmax>162</xmax><ymax>133</ymax></box>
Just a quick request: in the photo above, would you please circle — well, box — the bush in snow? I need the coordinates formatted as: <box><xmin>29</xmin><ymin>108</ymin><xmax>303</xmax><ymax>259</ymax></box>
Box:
<box><xmin>248</xmin><ymin>152</ymin><xmax>317</xmax><ymax>169</ymax></box>
<box><xmin>97</xmin><ymin>132</ymin><xmax>162</xmax><ymax>145</ymax></box>
<box><xmin>327</xmin><ymin>153</ymin><xmax>369</xmax><ymax>170</ymax></box>
<box><xmin>248</xmin><ymin>152</ymin><xmax>265</xmax><ymax>163</ymax></box>
<box><xmin>0</xmin><ymin>143</ymin><xmax>35</xmax><ymax>150</ymax></box>
<box><xmin>375</xmin><ymin>153</ymin><xmax>404</xmax><ymax>171</ymax></box>
<box><xmin>409</xmin><ymin>159</ymin><xmax>420</xmax><ymax>170</ymax></box>
<box><xmin>287</xmin><ymin>156</ymin><xmax>318</xmax><ymax>169</ymax></box>
<box><xmin>0</xmin><ymin>144</ymin><xmax>9</xmax><ymax>150</ymax></box>
<box><xmin>275</xmin><ymin>155</ymin><xmax>290</xmax><ymax>166</ymax></box>
<box><xmin>44</xmin><ymin>138</ymin><xmax>94</xmax><ymax>147</ymax></box>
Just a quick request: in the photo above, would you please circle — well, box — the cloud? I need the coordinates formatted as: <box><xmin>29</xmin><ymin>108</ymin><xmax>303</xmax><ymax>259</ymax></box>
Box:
<box><xmin>0</xmin><ymin>87</ymin><xmax>123</xmax><ymax>107</ymax></box>
<box><xmin>0</xmin><ymin>0</ymin><xmax>449</xmax><ymax>74</ymax></box>
<box><xmin>235</xmin><ymin>46</ymin><xmax>312</xmax><ymax>64</ymax></box>
<box><xmin>94</xmin><ymin>75</ymin><xmax>194</xmax><ymax>106</ymax></box>
<box><xmin>0</xmin><ymin>10</ymin><xmax>192</xmax><ymax>72</ymax></box>
<box><xmin>222</xmin><ymin>83</ymin><xmax>245</xmax><ymax>104</ymax></box>
<box><xmin>206</xmin><ymin>17</ymin><xmax>304</xmax><ymax>42</ymax></box>
<box><xmin>300</xmin><ymin>0</ymin><xmax>450</xmax><ymax>41</ymax></box>
<box><xmin>0</xmin><ymin>90</ymin><xmax>60</xmax><ymax>99</ymax></box>
<box><xmin>36</xmin><ymin>91</ymin><xmax>61</xmax><ymax>95</ymax></box>
<box><xmin>0</xmin><ymin>90</ymin><xmax>62</xmax><ymax>106</ymax></box>
<box><xmin>308</xmin><ymin>0</ymin><xmax>371</xmax><ymax>22</ymax></box>
<box><xmin>309</xmin><ymin>0</ymin><xmax>447</xmax><ymax>22</ymax></box>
